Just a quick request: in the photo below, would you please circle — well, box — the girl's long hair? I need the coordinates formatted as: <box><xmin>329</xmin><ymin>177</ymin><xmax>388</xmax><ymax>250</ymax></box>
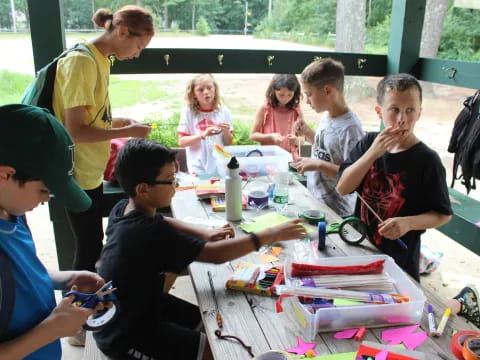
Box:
<box><xmin>185</xmin><ymin>74</ymin><xmax>221</xmax><ymax>113</ymax></box>
<box><xmin>265</xmin><ymin>74</ymin><xmax>302</xmax><ymax>109</ymax></box>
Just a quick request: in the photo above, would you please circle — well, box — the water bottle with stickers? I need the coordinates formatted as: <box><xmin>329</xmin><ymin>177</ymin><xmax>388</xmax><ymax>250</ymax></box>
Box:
<box><xmin>272</xmin><ymin>171</ymin><xmax>290</xmax><ymax>214</ymax></box>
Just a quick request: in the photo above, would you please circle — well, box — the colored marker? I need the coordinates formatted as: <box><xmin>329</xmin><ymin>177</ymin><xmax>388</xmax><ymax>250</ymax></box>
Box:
<box><xmin>434</xmin><ymin>308</ymin><xmax>451</xmax><ymax>337</ymax></box>
<box><xmin>427</xmin><ymin>304</ymin><xmax>436</xmax><ymax>335</ymax></box>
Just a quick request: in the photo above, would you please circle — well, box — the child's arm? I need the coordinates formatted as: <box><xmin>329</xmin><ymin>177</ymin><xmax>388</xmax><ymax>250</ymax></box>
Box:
<box><xmin>219</xmin><ymin>122</ymin><xmax>233</xmax><ymax>145</ymax></box>
<box><xmin>64</xmin><ymin>107</ymin><xmax>151</xmax><ymax>143</ymax></box>
<box><xmin>378</xmin><ymin>211</ymin><xmax>452</xmax><ymax>240</ymax></box>
<box><xmin>294</xmin><ymin>158</ymin><xmax>339</xmax><ymax>178</ymax></box>
<box><xmin>164</xmin><ymin>217</ymin><xmax>235</xmax><ymax>241</ymax></box>
<box><xmin>337</xmin><ymin>127</ymin><xmax>403</xmax><ymax>195</ymax></box>
<box><xmin>250</xmin><ymin>106</ymin><xmax>285</xmax><ymax>145</ymax></box>
<box><xmin>196</xmin><ymin>219</ymin><xmax>307</xmax><ymax>263</ymax></box>
<box><xmin>0</xmin><ymin>297</ymin><xmax>92</xmax><ymax>359</ymax></box>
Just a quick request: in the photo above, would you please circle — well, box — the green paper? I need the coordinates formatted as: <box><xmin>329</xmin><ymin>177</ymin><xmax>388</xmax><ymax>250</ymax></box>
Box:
<box><xmin>240</xmin><ymin>212</ymin><xmax>312</xmax><ymax>233</ymax></box>
<box><xmin>333</xmin><ymin>298</ymin><xmax>364</xmax><ymax>306</ymax></box>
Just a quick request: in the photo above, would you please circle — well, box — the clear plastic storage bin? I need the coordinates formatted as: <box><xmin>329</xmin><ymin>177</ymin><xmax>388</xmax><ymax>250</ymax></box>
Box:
<box><xmin>214</xmin><ymin>145</ymin><xmax>292</xmax><ymax>177</ymax></box>
<box><xmin>278</xmin><ymin>255</ymin><xmax>426</xmax><ymax>341</ymax></box>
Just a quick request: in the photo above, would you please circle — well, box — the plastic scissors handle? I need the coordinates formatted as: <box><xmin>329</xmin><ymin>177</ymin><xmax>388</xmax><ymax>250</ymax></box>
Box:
<box><xmin>391</xmin><ymin>293</ymin><xmax>410</xmax><ymax>303</ymax></box>
<box><xmin>64</xmin><ymin>291</ymin><xmax>100</xmax><ymax>308</ymax></box>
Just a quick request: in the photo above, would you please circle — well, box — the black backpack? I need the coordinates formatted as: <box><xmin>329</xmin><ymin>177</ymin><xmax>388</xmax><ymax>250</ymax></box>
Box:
<box><xmin>0</xmin><ymin>249</ymin><xmax>15</xmax><ymax>342</ymax></box>
<box><xmin>21</xmin><ymin>43</ymin><xmax>95</xmax><ymax>114</ymax></box>
<box><xmin>448</xmin><ymin>90</ymin><xmax>480</xmax><ymax>193</ymax></box>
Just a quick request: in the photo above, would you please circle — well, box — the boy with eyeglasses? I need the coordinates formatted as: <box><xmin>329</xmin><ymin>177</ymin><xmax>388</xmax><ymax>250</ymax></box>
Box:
<box><xmin>93</xmin><ymin>138</ymin><xmax>307</xmax><ymax>359</ymax></box>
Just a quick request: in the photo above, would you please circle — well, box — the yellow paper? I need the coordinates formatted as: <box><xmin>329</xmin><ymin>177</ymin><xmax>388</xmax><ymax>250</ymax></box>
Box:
<box><xmin>333</xmin><ymin>298</ymin><xmax>364</xmax><ymax>307</ymax></box>
<box><xmin>258</xmin><ymin>254</ymin><xmax>279</xmax><ymax>263</ymax></box>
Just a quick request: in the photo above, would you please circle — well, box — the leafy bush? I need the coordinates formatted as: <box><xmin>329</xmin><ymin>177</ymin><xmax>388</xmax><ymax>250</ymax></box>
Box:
<box><xmin>196</xmin><ymin>16</ymin><xmax>211</xmax><ymax>36</ymax></box>
<box><xmin>232</xmin><ymin>118</ymin><xmax>256</xmax><ymax>145</ymax></box>
<box><xmin>147</xmin><ymin>112</ymin><xmax>180</xmax><ymax>147</ymax></box>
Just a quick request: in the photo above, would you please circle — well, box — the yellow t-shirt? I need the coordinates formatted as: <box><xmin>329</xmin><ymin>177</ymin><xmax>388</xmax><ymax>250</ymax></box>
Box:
<box><xmin>52</xmin><ymin>43</ymin><xmax>112</xmax><ymax>190</ymax></box>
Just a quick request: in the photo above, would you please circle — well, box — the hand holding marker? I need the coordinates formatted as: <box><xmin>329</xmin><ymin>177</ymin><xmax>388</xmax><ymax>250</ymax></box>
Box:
<box><xmin>356</xmin><ymin>193</ymin><xmax>408</xmax><ymax>250</ymax></box>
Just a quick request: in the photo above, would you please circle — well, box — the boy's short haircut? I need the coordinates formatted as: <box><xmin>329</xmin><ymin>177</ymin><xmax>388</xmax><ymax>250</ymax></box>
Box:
<box><xmin>376</xmin><ymin>73</ymin><xmax>423</xmax><ymax>105</ymax></box>
<box><xmin>301</xmin><ymin>58</ymin><xmax>345</xmax><ymax>92</ymax></box>
<box><xmin>0</xmin><ymin>104</ymin><xmax>91</xmax><ymax>212</ymax></box>
<box><xmin>115</xmin><ymin>138</ymin><xmax>177</xmax><ymax>197</ymax></box>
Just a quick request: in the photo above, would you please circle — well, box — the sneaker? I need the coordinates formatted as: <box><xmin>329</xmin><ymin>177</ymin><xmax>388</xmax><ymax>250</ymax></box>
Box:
<box><xmin>453</xmin><ymin>285</ymin><xmax>480</xmax><ymax>328</ymax></box>
<box><xmin>67</xmin><ymin>329</ymin><xmax>86</xmax><ymax>347</ymax></box>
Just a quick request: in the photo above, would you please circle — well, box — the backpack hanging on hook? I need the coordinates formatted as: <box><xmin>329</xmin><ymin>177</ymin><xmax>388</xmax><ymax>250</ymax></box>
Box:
<box><xmin>448</xmin><ymin>90</ymin><xmax>480</xmax><ymax>193</ymax></box>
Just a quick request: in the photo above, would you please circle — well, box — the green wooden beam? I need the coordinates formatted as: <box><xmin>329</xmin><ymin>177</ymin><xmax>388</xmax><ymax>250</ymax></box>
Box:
<box><xmin>413</xmin><ymin>58</ymin><xmax>480</xmax><ymax>89</ymax></box>
<box><xmin>387</xmin><ymin>0</ymin><xmax>426</xmax><ymax>74</ymax></box>
<box><xmin>111</xmin><ymin>49</ymin><xmax>387</xmax><ymax>75</ymax></box>
<box><xmin>26</xmin><ymin>0</ymin><xmax>65</xmax><ymax>72</ymax></box>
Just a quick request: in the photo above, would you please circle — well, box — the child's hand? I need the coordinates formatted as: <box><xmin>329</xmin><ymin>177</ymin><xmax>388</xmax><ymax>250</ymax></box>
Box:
<box><xmin>369</xmin><ymin>127</ymin><xmax>404</xmax><ymax>157</ymax></box>
<box><xmin>42</xmin><ymin>295</ymin><xmax>93</xmax><ymax>338</ymax></box>
<box><xmin>294</xmin><ymin>119</ymin><xmax>306</xmax><ymax>134</ymax></box>
<box><xmin>293</xmin><ymin>158</ymin><xmax>320</xmax><ymax>175</ymax></box>
<box><xmin>377</xmin><ymin>217</ymin><xmax>410</xmax><ymax>240</ymax></box>
<box><xmin>206</xmin><ymin>223</ymin><xmax>235</xmax><ymax>241</ymax></box>
<box><xmin>217</xmin><ymin>122</ymin><xmax>230</xmax><ymax>132</ymax></box>
<box><xmin>287</xmin><ymin>134</ymin><xmax>297</xmax><ymax>147</ymax></box>
<box><xmin>258</xmin><ymin>219</ymin><xmax>307</xmax><ymax>243</ymax></box>
<box><xmin>270</xmin><ymin>133</ymin><xmax>285</xmax><ymax>145</ymax></box>
<box><xmin>67</xmin><ymin>271</ymin><xmax>105</xmax><ymax>294</ymax></box>
<box><xmin>202</xmin><ymin>126</ymin><xmax>223</xmax><ymax>138</ymax></box>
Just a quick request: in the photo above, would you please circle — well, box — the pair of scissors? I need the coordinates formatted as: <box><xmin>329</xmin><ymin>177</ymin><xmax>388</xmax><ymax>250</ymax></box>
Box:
<box><xmin>64</xmin><ymin>280</ymin><xmax>117</xmax><ymax>308</ymax></box>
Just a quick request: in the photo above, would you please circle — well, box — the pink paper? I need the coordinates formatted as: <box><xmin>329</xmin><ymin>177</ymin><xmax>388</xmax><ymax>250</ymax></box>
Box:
<box><xmin>285</xmin><ymin>336</ymin><xmax>317</xmax><ymax>356</ymax></box>
<box><xmin>385</xmin><ymin>315</ymin><xmax>412</xmax><ymax>323</ymax></box>
<box><xmin>375</xmin><ymin>349</ymin><xmax>388</xmax><ymax>360</ymax></box>
<box><xmin>334</xmin><ymin>328</ymin><xmax>359</xmax><ymax>339</ymax></box>
<box><xmin>403</xmin><ymin>331</ymin><xmax>428</xmax><ymax>350</ymax></box>
<box><xmin>381</xmin><ymin>324</ymin><xmax>419</xmax><ymax>342</ymax></box>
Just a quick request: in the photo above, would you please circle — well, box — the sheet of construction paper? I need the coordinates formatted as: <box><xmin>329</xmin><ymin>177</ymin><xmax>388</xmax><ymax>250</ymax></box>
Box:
<box><xmin>284</xmin><ymin>336</ymin><xmax>317</xmax><ymax>356</ymax></box>
<box><xmin>402</xmin><ymin>331</ymin><xmax>428</xmax><ymax>350</ymax></box>
<box><xmin>291</xmin><ymin>352</ymin><xmax>356</xmax><ymax>360</ymax></box>
<box><xmin>333</xmin><ymin>298</ymin><xmax>364</xmax><ymax>307</ymax></box>
<box><xmin>240</xmin><ymin>212</ymin><xmax>313</xmax><ymax>233</ymax></box>
<box><xmin>375</xmin><ymin>349</ymin><xmax>388</xmax><ymax>360</ymax></box>
<box><xmin>333</xmin><ymin>328</ymin><xmax>359</xmax><ymax>339</ymax></box>
<box><xmin>381</xmin><ymin>324</ymin><xmax>419</xmax><ymax>342</ymax></box>
<box><xmin>258</xmin><ymin>253</ymin><xmax>279</xmax><ymax>263</ymax></box>
<box><xmin>270</xmin><ymin>246</ymin><xmax>283</xmax><ymax>256</ymax></box>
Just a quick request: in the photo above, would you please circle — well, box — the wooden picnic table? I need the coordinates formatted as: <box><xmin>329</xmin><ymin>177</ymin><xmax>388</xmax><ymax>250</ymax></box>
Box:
<box><xmin>171</xmin><ymin>178</ymin><xmax>478</xmax><ymax>359</ymax></box>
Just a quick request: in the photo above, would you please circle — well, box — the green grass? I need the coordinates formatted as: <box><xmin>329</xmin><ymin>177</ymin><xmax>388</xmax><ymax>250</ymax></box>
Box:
<box><xmin>0</xmin><ymin>70</ymin><xmax>33</xmax><ymax>106</ymax></box>
<box><xmin>108</xmin><ymin>76</ymin><xmax>176</xmax><ymax>108</ymax></box>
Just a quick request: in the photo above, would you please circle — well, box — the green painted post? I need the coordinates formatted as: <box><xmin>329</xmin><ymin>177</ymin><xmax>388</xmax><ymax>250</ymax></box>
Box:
<box><xmin>26</xmin><ymin>0</ymin><xmax>65</xmax><ymax>72</ymax></box>
<box><xmin>387</xmin><ymin>0</ymin><xmax>426</xmax><ymax>74</ymax></box>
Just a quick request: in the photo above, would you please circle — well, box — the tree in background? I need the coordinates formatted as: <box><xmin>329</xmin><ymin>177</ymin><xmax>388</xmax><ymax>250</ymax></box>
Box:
<box><xmin>420</xmin><ymin>0</ymin><xmax>449</xmax><ymax>58</ymax></box>
<box><xmin>336</xmin><ymin>0</ymin><xmax>366</xmax><ymax>52</ymax></box>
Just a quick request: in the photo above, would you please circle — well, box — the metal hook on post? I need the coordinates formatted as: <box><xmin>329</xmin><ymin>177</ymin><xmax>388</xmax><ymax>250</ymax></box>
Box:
<box><xmin>164</xmin><ymin>54</ymin><xmax>170</xmax><ymax>66</ymax></box>
<box><xmin>357</xmin><ymin>58</ymin><xmax>367</xmax><ymax>69</ymax></box>
<box><xmin>313</xmin><ymin>56</ymin><xmax>322</xmax><ymax>61</ymax></box>
<box><xmin>267</xmin><ymin>55</ymin><xmax>275</xmax><ymax>66</ymax></box>
<box><xmin>442</xmin><ymin>66</ymin><xmax>457</xmax><ymax>80</ymax></box>
<box><xmin>217</xmin><ymin>54</ymin><xmax>224</xmax><ymax>66</ymax></box>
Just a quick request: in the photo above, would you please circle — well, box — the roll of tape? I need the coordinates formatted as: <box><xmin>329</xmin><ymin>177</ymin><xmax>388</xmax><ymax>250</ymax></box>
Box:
<box><xmin>254</xmin><ymin>350</ymin><xmax>292</xmax><ymax>360</ymax></box>
<box><xmin>451</xmin><ymin>330</ymin><xmax>480</xmax><ymax>360</ymax></box>
<box><xmin>462</xmin><ymin>336</ymin><xmax>480</xmax><ymax>360</ymax></box>
<box><xmin>301</xmin><ymin>209</ymin><xmax>325</xmax><ymax>225</ymax></box>
<box><xmin>83</xmin><ymin>300</ymin><xmax>119</xmax><ymax>331</ymax></box>
<box><xmin>318</xmin><ymin>221</ymin><xmax>326</xmax><ymax>251</ymax></box>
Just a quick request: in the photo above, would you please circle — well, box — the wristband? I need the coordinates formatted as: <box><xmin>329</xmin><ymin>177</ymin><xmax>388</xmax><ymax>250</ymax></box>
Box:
<box><xmin>250</xmin><ymin>232</ymin><xmax>261</xmax><ymax>251</ymax></box>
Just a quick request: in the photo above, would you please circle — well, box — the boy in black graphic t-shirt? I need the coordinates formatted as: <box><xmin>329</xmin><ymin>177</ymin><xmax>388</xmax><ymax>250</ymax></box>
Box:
<box><xmin>93</xmin><ymin>138</ymin><xmax>307</xmax><ymax>360</ymax></box>
<box><xmin>337</xmin><ymin>74</ymin><xmax>452</xmax><ymax>281</ymax></box>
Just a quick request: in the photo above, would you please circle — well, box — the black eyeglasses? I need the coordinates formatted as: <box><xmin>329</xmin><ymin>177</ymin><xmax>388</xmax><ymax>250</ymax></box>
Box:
<box><xmin>149</xmin><ymin>177</ymin><xmax>179</xmax><ymax>187</ymax></box>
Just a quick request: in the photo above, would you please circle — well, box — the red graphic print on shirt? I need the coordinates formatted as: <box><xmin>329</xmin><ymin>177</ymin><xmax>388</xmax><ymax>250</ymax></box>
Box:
<box><xmin>360</xmin><ymin>167</ymin><xmax>405</xmax><ymax>245</ymax></box>
<box><xmin>196</xmin><ymin>118</ymin><xmax>217</xmax><ymax>131</ymax></box>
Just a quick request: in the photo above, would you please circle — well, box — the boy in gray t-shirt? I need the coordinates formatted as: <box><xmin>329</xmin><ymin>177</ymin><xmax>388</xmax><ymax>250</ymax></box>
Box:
<box><xmin>294</xmin><ymin>58</ymin><xmax>364</xmax><ymax>217</ymax></box>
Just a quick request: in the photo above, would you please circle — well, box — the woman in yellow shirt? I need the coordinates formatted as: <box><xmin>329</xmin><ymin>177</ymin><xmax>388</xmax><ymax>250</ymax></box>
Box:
<box><xmin>52</xmin><ymin>6</ymin><xmax>153</xmax><ymax>275</ymax></box>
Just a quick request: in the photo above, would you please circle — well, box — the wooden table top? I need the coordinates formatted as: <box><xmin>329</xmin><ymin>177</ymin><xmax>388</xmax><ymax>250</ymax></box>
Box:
<box><xmin>171</xmin><ymin>179</ymin><xmax>477</xmax><ymax>360</ymax></box>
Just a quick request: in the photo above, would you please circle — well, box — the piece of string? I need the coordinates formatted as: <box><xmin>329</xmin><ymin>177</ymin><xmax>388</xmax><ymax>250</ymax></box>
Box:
<box><xmin>214</xmin><ymin>329</ymin><xmax>255</xmax><ymax>358</ymax></box>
